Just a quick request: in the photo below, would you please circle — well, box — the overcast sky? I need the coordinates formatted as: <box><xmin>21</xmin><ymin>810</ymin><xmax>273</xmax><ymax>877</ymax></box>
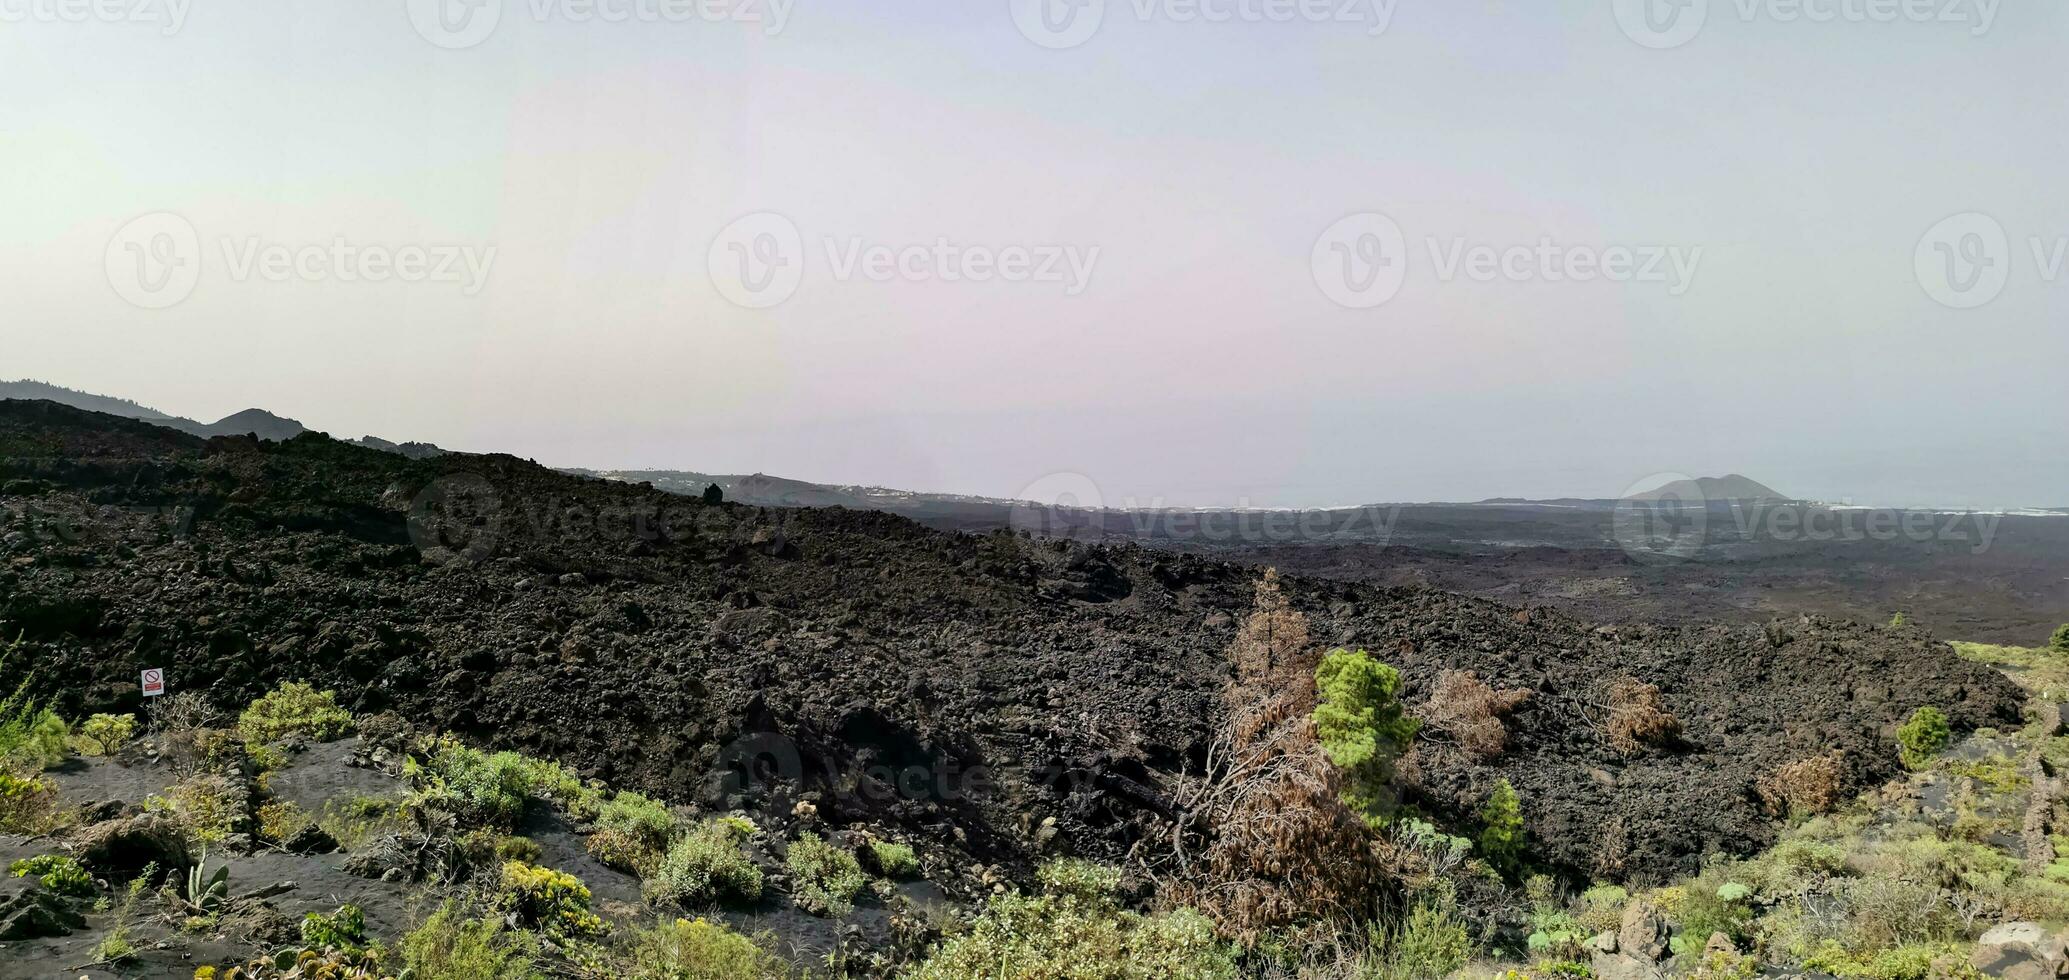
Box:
<box><xmin>4</xmin><ymin>0</ymin><xmax>2064</xmax><ymax>508</ymax></box>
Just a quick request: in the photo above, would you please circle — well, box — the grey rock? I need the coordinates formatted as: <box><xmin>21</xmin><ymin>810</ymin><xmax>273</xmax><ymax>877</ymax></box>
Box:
<box><xmin>0</xmin><ymin>883</ymin><xmax>85</xmax><ymax>941</ymax></box>
<box><xmin>1619</xmin><ymin>901</ymin><xmax>1670</xmax><ymax>962</ymax></box>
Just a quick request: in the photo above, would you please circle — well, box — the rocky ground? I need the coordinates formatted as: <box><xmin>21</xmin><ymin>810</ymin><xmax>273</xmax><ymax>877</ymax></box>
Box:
<box><xmin>0</xmin><ymin>399</ymin><xmax>2027</xmax><ymax>905</ymax></box>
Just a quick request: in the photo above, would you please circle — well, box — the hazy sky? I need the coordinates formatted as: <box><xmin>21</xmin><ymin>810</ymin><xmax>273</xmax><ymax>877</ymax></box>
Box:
<box><xmin>4</xmin><ymin>0</ymin><xmax>2065</xmax><ymax>508</ymax></box>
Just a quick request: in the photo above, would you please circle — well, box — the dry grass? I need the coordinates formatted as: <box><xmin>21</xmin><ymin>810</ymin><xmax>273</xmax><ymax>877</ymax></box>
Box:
<box><xmin>1757</xmin><ymin>752</ymin><xmax>1848</xmax><ymax>818</ymax></box>
<box><xmin>1604</xmin><ymin>678</ymin><xmax>1681</xmax><ymax>755</ymax></box>
<box><xmin>1421</xmin><ymin>670</ymin><xmax>1530</xmax><ymax>760</ymax></box>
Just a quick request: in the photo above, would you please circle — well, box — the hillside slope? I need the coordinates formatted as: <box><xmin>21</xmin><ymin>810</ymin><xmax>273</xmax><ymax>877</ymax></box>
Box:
<box><xmin>0</xmin><ymin>399</ymin><xmax>2022</xmax><ymax>880</ymax></box>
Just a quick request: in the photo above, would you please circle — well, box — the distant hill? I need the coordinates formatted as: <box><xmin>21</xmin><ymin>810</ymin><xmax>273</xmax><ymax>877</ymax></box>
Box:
<box><xmin>1627</xmin><ymin>474</ymin><xmax>1789</xmax><ymax>503</ymax></box>
<box><xmin>0</xmin><ymin>380</ymin><xmax>174</xmax><ymax>422</ymax></box>
<box><xmin>0</xmin><ymin>380</ymin><xmax>445</xmax><ymax>458</ymax></box>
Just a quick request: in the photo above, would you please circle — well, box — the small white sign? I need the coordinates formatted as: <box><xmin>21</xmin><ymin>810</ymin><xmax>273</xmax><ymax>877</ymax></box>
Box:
<box><xmin>141</xmin><ymin>668</ymin><xmax>165</xmax><ymax>698</ymax></box>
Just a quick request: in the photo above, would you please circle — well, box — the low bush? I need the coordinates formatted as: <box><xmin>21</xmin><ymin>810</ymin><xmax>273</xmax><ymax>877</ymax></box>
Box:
<box><xmin>400</xmin><ymin>900</ymin><xmax>541</xmax><ymax>980</ymax></box>
<box><xmin>461</xmin><ymin>828</ymin><xmax>543</xmax><ymax>867</ymax></box>
<box><xmin>411</xmin><ymin>741</ymin><xmax>533</xmax><ymax>828</ymax></box>
<box><xmin>867</xmin><ymin>841</ymin><xmax>919</xmax><ymax>880</ymax></box>
<box><xmin>0</xmin><ymin>648</ymin><xmax>68</xmax><ymax>771</ymax></box>
<box><xmin>320</xmin><ymin>794</ymin><xmax>407</xmax><ymax>850</ymax></box>
<box><xmin>258</xmin><ymin>800</ymin><xmax>315</xmax><ymax>844</ymax></box>
<box><xmin>642</xmin><ymin>819</ymin><xmax>764</xmax><ymax>909</ymax></box>
<box><xmin>73</xmin><ymin>713</ymin><xmax>137</xmax><ymax>757</ymax></box>
<box><xmin>905</xmin><ymin>858</ymin><xmax>1236</xmax><ymax>980</ymax></box>
<box><xmin>10</xmin><ymin>853</ymin><xmax>94</xmax><ymax>897</ymax></box>
<box><xmin>1422</xmin><ymin>670</ymin><xmax>1530</xmax><ymax>759</ymax></box>
<box><xmin>409</xmin><ymin>738</ymin><xmax>601</xmax><ymax>829</ymax></box>
<box><xmin>301</xmin><ymin>903</ymin><xmax>370</xmax><ymax>953</ymax></box>
<box><xmin>2052</xmin><ymin>624</ymin><xmax>2069</xmax><ymax>654</ymax></box>
<box><xmin>620</xmin><ymin>917</ymin><xmax>786</xmax><ymax>980</ymax></box>
<box><xmin>1576</xmin><ymin>884</ymin><xmax>1629</xmax><ymax>935</ymax></box>
<box><xmin>238</xmin><ymin>681</ymin><xmax>355</xmax><ymax>744</ymax></box>
<box><xmin>1673</xmin><ymin>871</ymin><xmax>1755</xmax><ymax>952</ymax></box>
<box><xmin>1365</xmin><ymin>883</ymin><xmax>1473</xmax><ymax>980</ymax></box>
<box><xmin>785</xmin><ymin>833</ymin><xmax>867</xmax><ymax>917</ymax></box>
<box><xmin>597</xmin><ymin>790</ymin><xmax>676</xmax><ymax>847</ymax></box>
<box><xmin>589</xmin><ymin>826</ymin><xmax>662</xmax><ymax>876</ymax></box>
<box><xmin>1758</xmin><ymin>752</ymin><xmax>1849</xmax><ymax>818</ymax></box>
<box><xmin>0</xmin><ymin>766</ymin><xmax>59</xmax><ymax>834</ymax></box>
<box><xmin>517</xmin><ymin>754</ymin><xmax>600</xmax><ymax>817</ymax></box>
<box><xmin>145</xmin><ymin>773</ymin><xmax>249</xmax><ymax>846</ymax></box>
<box><xmin>1604</xmin><ymin>678</ymin><xmax>1681</xmax><ymax>754</ymax></box>
<box><xmin>1896</xmin><ymin>708</ymin><xmax>1951</xmax><ymax>770</ymax></box>
<box><xmin>497</xmin><ymin>861</ymin><xmax>606</xmax><ymax>942</ymax></box>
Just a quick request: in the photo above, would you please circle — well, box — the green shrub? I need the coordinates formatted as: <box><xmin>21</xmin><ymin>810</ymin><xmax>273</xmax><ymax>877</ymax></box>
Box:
<box><xmin>0</xmin><ymin>647</ymin><xmax>68</xmax><ymax>771</ymax></box>
<box><xmin>401</xmin><ymin>900</ymin><xmax>541</xmax><ymax>980</ymax></box>
<box><xmin>517</xmin><ymin>755</ymin><xmax>600</xmax><ymax>817</ymax></box>
<box><xmin>461</xmin><ymin>828</ymin><xmax>543</xmax><ymax>867</ymax></box>
<box><xmin>9</xmin><ymin>854</ymin><xmax>93</xmax><ymax>897</ymax></box>
<box><xmin>410</xmin><ymin>739</ymin><xmax>603</xmax><ymax>829</ymax></box>
<box><xmin>868</xmin><ymin>841</ymin><xmax>919</xmax><ymax>880</ymax></box>
<box><xmin>903</xmin><ymin>863</ymin><xmax>1236</xmax><ymax>980</ymax></box>
<box><xmin>2052</xmin><ymin>625</ymin><xmax>2069</xmax><ymax>655</ymax></box>
<box><xmin>238</xmin><ymin>681</ymin><xmax>355</xmax><ymax>744</ymax></box>
<box><xmin>319</xmin><ymin>794</ymin><xmax>407</xmax><ymax>850</ymax></box>
<box><xmin>74</xmin><ymin>713</ymin><xmax>137</xmax><ymax>757</ymax></box>
<box><xmin>1888</xmin><ymin>612</ymin><xmax>1910</xmax><ymax>629</ymax></box>
<box><xmin>1478</xmin><ymin>779</ymin><xmax>1526</xmax><ymax>877</ymax></box>
<box><xmin>411</xmin><ymin>741</ymin><xmax>533</xmax><ymax>828</ymax></box>
<box><xmin>1314</xmin><ymin>648</ymin><xmax>1419</xmax><ymax>820</ymax></box>
<box><xmin>1673</xmin><ymin>872</ymin><xmax>1754</xmax><ymax>952</ymax></box>
<box><xmin>588</xmin><ymin>826</ymin><xmax>662</xmax><ymax>876</ymax></box>
<box><xmin>1366</xmin><ymin>885</ymin><xmax>1472</xmax><ymax>980</ymax></box>
<box><xmin>257</xmin><ymin>800</ymin><xmax>315</xmax><ymax>844</ymax></box>
<box><xmin>643</xmin><ymin>820</ymin><xmax>764</xmax><ymax>909</ymax></box>
<box><xmin>1799</xmin><ymin>942</ymin><xmax>1967</xmax><ymax>980</ymax></box>
<box><xmin>1896</xmin><ymin>707</ymin><xmax>1951</xmax><ymax>769</ymax></box>
<box><xmin>1576</xmin><ymin>884</ymin><xmax>1630</xmax><ymax>935</ymax></box>
<box><xmin>144</xmin><ymin>774</ymin><xmax>248</xmax><ymax>846</ymax></box>
<box><xmin>597</xmin><ymin>790</ymin><xmax>677</xmax><ymax>847</ymax></box>
<box><xmin>1036</xmin><ymin>858</ymin><xmax>1122</xmax><ymax>903</ymax></box>
<box><xmin>0</xmin><ymin>767</ymin><xmax>59</xmax><ymax>834</ymax></box>
<box><xmin>621</xmin><ymin>917</ymin><xmax>786</xmax><ymax>979</ymax></box>
<box><xmin>1526</xmin><ymin>876</ymin><xmax>1588</xmax><ymax>959</ymax></box>
<box><xmin>497</xmin><ymin>862</ymin><xmax>606</xmax><ymax>942</ymax></box>
<box><xmin>785</xmin><ymin>833</ymin><xmax>866</xmax><ymax>917</ymax></box>
<box><xmin>301</xmin><ymin>904</ymin><xmax>369</xmax><ymax>952</ymax></box>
